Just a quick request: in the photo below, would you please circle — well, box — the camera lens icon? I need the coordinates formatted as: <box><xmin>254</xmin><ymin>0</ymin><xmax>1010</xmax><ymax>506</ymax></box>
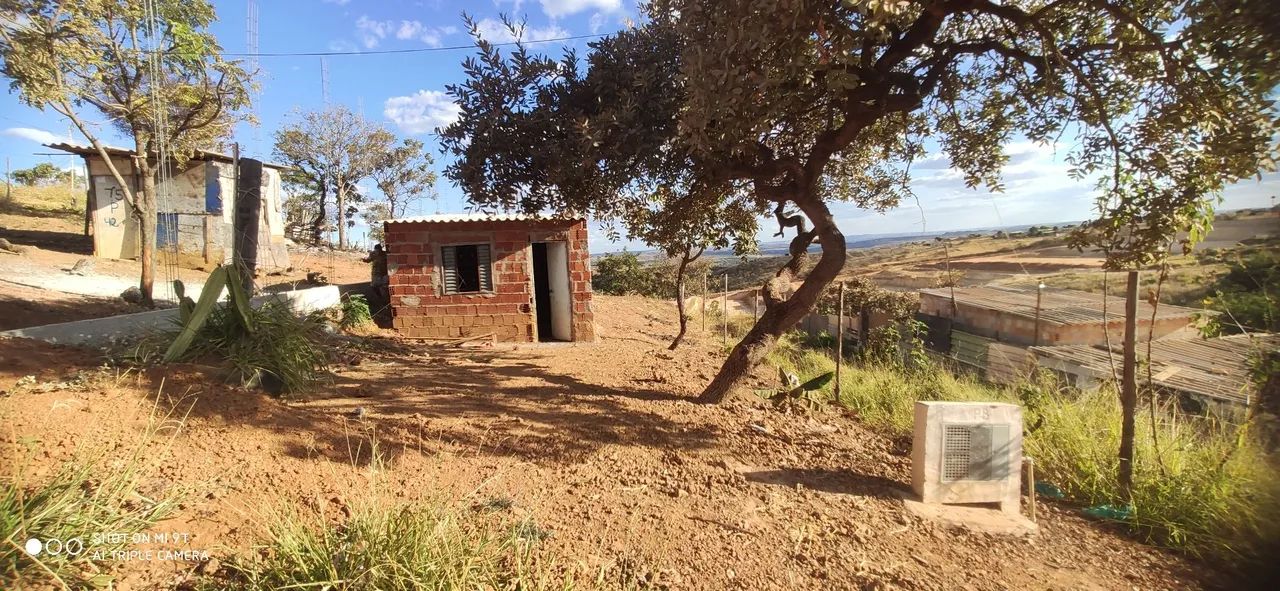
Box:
<box><xmin>23</xmin><ymin>537</ymin><xmax>83</xmax><ymax>557</ymax></box>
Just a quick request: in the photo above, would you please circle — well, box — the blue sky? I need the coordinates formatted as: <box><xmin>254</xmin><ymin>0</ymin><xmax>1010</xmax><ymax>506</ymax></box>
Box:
<box><xmin>2</xmin><ymin>0</ymin><xmax>1276</xmax><ymax>253</ymax></box>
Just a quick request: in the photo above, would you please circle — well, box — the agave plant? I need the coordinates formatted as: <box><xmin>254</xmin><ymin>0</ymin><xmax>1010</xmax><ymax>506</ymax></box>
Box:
<box><xmin>755</xmin><ymin>367</ymin><xmax>834</xmax><ymax>412</ymax></box>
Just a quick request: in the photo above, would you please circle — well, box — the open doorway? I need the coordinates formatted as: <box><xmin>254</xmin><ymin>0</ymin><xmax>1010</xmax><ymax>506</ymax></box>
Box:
<box><xmin>531</xmin><ymin>241</ymin><xmax>572</xmax><ymax>341</ymax></box>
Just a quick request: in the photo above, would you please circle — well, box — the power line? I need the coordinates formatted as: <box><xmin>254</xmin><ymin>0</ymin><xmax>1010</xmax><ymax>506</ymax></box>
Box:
<box><xmin>219</xmin><ymin>33</ymin><xmax>608</xmax><ymax>58</ymax></box>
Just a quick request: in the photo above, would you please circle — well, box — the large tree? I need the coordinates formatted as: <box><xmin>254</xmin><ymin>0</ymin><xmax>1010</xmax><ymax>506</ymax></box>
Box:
<box><xmin>1</xmin><ymin>0</ymin><xmax>252</xmax><ymax>306</ymax></box>
<box><xmin>370</xmin><ymin>138</ymin><xmax>437</xmax><ymax>220</ymax></box>
<box><xmin>10</xmin><ymin>162</ymin><xmax>70</xmax><ymax>186</ymax></box>
<box><xmin>273</xmin><ymin>105</ymin><xmax>394</xmax><ymax>249</ymax></box>
<box><xmin>444</xmin><ymin>1</ymin><xmax>1278</xmax><ymax>404</ymax></box>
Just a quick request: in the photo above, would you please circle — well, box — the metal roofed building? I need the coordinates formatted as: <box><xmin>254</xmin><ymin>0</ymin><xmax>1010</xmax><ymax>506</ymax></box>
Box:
<box><xmin>45</xmin><ymin>142</ymin><xmax>290</xmax><ymax>269</ymax></box>
<box><xmin>919</xmin><ymin>285</ymin><xmax>1204</xmax><ymax>348</ymax></box>
<box><xmin>382</xmin><ymin>213</ymin><xmax>595</xmax><ymax>343</ymax></box>
<box><xmin>1030</xmin><ymin>334</ymin><xmax>1278</xmax><ymax>414</ymax></box>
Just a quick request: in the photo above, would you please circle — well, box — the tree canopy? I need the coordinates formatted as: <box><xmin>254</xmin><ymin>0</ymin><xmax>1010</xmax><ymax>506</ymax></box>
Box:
<box><xmin>9</xmin><ymin>162</ymin><xmax>70</xmax><ymax>186</ymax></box>
<box><xmin>273</xmin><ymin>105</ymin><xmax>396</xmax><ymax>249</ymax></box>
<box><xmin>445</xmin><ymin>0</ymin><xmax>1279</xmax><ymax>402</ymax></box>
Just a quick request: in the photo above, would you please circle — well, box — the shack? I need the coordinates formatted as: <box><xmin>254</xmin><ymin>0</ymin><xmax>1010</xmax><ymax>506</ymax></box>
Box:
<box><xmin>47</xmin><ymin>142</ymin><xmax>290</xmax><ymax>269</ymax></box>
<box><xmin>1030</xmin><ymin>334</ymin><xmax>1278</xmax><ymax>415</ymax></box>
<box><xmin>383</xmin><ymin>213</ymin><xmax>595</xmax><ymax>343</ymax></box>
<box><xmin>919</xmin><ymin>285</ymin><xmax>1201</xmax><ymax>348</ymax></box>
<box><xmin>918</xmin><ymin>285</ymin><xmax>1204</xmax><ymax>385</ymax></box>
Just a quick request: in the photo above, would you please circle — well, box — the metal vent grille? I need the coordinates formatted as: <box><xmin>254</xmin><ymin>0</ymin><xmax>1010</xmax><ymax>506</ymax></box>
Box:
<box><xmin>941</xmin><ymin>423</ymin><xmax>1011</xmax><ymax>482</ymax></box>
<box><xmin>942</xmin><ymin>424</ymin><xmax>972</xmax><ymax>481</ymax></box>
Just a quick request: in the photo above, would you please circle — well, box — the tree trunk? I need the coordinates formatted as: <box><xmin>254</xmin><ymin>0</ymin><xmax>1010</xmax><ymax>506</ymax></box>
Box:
<box><xmin>1118</xmin><ymin>270</ymin><xmax>1139</xmax><ymax>501</ymax></box>
<box><xmin>134</xmin><ymin>156</ymin><xmax>157</xmax><ymax>307</ymax></box>
<box><xmin>336</xmin><ymin>174</ymin><xmax>347</xmax><ymax>249</ymax></box>
<box><xmin>669</xmin><ymin>247</ymin><xmax>700</xmax><ymax>350</ymax></box>
<box><xmin>698</xmin><ymin>195</ymin><xmax>845</xmax><ymax>403</ymax></box>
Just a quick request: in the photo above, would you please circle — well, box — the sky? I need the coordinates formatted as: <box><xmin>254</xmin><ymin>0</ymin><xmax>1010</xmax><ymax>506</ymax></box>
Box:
<box><xmin>1</xmin><ymin>0</ymin><xmax>1276</xmax><ymax>254</ymax></box>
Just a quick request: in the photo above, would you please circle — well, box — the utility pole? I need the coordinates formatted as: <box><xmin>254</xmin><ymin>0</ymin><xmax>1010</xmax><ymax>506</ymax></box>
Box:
<box><xmin>1118</xmin><ymin>270</ymin><xmax>1139</xmax><ymax>502</ymax></box>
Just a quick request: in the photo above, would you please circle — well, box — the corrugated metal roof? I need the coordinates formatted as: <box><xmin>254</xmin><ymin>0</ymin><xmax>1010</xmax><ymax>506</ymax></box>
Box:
<box><xmin>45</xmin><ymin>142</ymin><xmax>291</xmax><ymax>170</ymax></box>
<box><xmin>385</xmin><ymin>212</ymin><xmax>583</xmax><ymax>224</ymax></box>
<box><xmin>920</xmin><ymin>285</ymin><xmax>1202</xmax><ymax>326</ymax></box>
<box><xmin>1030</xmin><ymin>334</ymin><xmax>1278</xmax><ymax>405</ymax></box>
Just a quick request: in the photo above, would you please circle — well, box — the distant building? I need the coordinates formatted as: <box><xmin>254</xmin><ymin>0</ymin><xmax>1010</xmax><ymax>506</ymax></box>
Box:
<box><xmin>47</xmin><ymin>143</ymin><xmax>289</xmax><ymax>269</ymax></box>
<box><xmin>918</xmin><ymin>285</ymin><xmax>1201</xmax><ymax>348</ymax></box>
<box><xmin>917</xmin><ymin>285</ymin><xmax>1269</xmax><ymax>414</ymax></box>
<box><xmin>1031</xmin><ymin>334</ymin><xmax>1277</xmax><ymax>415</ymax></box>
<box><xmin>383</xmin><ymin>213</ymin><xmax>595</xmax><ymax>343</ymax></box>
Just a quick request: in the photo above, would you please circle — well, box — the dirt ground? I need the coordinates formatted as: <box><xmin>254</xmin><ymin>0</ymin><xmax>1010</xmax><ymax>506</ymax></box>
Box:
<box><xmin>0</xmin><ymin>296</ymin><xmax>1227</xmax><ymax>590</ymax></box>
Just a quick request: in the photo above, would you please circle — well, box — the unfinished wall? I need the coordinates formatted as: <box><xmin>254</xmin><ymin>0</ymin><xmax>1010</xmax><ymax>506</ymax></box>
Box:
<box><xmin>920</xmin><ymin>292</ymin><xmax>1194</xmax><ymax>347</ymax></box>
<box><xmin>386</xmin><ymin>219</ymin><xmax>595</xmax><ymax>343</ymax></box>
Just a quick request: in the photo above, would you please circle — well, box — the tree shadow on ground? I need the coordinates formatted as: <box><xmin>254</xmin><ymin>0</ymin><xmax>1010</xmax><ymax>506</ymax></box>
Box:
<box><xmin>0</xmin><ymin>226</ymin><xmax>92</xmax><ymax>255</ymax></box>
<box><xmin>0</xmin><ymin>292</ymin><xmax>138</xmax><ymax>331</ymax></box>
<box><xmin>743</xmin><ymin>467</ymin><xmax>908</xmax><ymax>500</ymax></box>
<box><xmin>144</xmin><ymin>341</ymin><xmax>719</xmax><ymax>470</ymax></box>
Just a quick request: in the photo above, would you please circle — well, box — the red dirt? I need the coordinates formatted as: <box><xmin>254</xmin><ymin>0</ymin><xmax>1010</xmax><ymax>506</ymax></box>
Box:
<box><xmin>0</xmin><ymin>296</ymin><xmax>1225</xmax><ymax>590</ymax></box>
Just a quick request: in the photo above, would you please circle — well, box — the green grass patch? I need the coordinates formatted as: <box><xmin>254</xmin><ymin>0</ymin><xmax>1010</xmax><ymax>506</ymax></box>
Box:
<box><xmin>764</xmin><ymin>334</ymin><xmax>1280</xmax><ymax>566</ymax></box>
<box><xmin>210</xmin><ymin>499</ymin><xmax>571</xmax><ymax>590</ymax></box>
<box><xmin>1</xmin><ymin>403</ymin><xmax>186</xmax><ymax>589</ymax></box>
<box><xmin>162</xmin><ymin>298</ymin><xmax>332</xmax><ymax>394</ymax></box>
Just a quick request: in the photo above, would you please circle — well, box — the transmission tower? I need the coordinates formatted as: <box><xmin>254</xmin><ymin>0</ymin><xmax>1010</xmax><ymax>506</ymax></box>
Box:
<box><xmin>246</xmin><ymin>0</ymin><xmax>261</xmax><ymax>154</ymax></box>
<box><xmin>321</xmin><ymin>57</ymin><xmax>330</xmax><ymax>105</ymax></box>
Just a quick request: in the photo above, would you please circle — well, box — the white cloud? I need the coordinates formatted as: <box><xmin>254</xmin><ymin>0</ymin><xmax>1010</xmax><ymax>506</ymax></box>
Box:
<box><xmin>327</xmin><ymin>38</ymin><xmax>358</xmax><ymax>52</ymax></box>
<box><xmin>3</xmin><ymin>127</ymin><xmax>61</xmax><ymax>145</ymax></box>
<box><xmin>539</xmin><ymin>0</ymin><xmax>621</xmax><ymax>19</ymax></box>
<box><xmin>383</xmin><ymin>90</ymin><xmax>461</xmax><ymax>135</ymax></box>
<box><xmin>395</xmin><ymin>21</ymin><xmax>458</xmax><ymax>48</ymax></box>
<box><xmin>588</xmin><ymin>12</ymin><xmax>607</xmax><ymax>34</ymax></box>
<box><xmin>473</xmin><ymin>18</ymin><xmax>569</xmax><ymax>44</ymax></box>
<box><xmin>321</xmin><ymin>0</ymin><xmax>350</xmax><ymax>5</ymax></box>
<box><xmin>355</xmin><ymin>15</ymin><xmax>392</xmax><ymax>49</ymax></box>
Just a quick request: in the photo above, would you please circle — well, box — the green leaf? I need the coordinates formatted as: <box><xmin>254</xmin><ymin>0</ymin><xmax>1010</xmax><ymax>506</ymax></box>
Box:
<box><xmin>799</xmin><ymin>372</ymin><xmax>835</xmax><ymax>392</ymax></box>
<box><xmin>163</xmin><ymin>266</ymin><xmax>229</xmax><ymax>362</ymax></box>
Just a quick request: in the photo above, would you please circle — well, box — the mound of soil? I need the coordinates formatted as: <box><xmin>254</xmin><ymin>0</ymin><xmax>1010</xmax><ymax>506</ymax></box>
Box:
<box><xmin>0</xmin><ymin>296</ymin><xmax>1219</xmax><ymax>590</ymax></box>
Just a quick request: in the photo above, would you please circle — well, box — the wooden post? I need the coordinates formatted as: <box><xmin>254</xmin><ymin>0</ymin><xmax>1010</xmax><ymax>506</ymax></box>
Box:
<box><xmin>1033</xmin><ymin>281</ymin><xmax>1045</xmax><ymax>346</ymax></box>
<box><xmin>753</xmin><ymin>288</ymin><xmax>759</xmax><ymax>320</ymax></box>
<box><xmin>202</xmin><ymin>215</ymin><xmax>215</xmax><ymax>266</ymax></box>
<box><xmin>836</xmin><ymin>281</ymin><xmax>845</xmax><ymax>401</ymax></box>
<box><xmin>1025</xmin><ymin>457</ymin><xmax>1037</xmax><ymax>522</ymax></box>
<box><xmin>722</xmin><ymin>274</ymin><xmax>729</xmax><ymax>348</ymax></box>
<box><xmin>701</xmin><ymin>272</ymin><xmax>707</xmax><ymax>333</ymax></box>
<box><xmin>1118</xmin><ymin>270</ymin><xmax>1139</xmax><ymax>501</ymax></box>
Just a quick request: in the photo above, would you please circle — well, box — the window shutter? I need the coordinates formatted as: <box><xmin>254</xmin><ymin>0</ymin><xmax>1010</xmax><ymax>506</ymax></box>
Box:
<box><xmin>441</xmin><ymin>246</ymin><xmax>459</xmax><ymax>294</ymax></box>
<box><xmin>476</xmin><ymin>244</ymin><xmax>492</xmax><ymax>291</ymax></box>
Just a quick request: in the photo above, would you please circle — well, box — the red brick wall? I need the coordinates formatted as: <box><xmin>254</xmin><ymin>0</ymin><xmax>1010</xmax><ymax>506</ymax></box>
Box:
<box><xmin>385</xmin><ymin>218</ymin><xmax>594</xmax><ymax>342</ymax></box>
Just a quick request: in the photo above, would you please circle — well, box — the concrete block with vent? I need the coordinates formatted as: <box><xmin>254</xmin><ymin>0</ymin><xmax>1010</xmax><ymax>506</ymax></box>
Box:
<box><xmin>911</xmin><ymin>401</ymin><xmax>1023</xmax><ymax>514</ymax></box>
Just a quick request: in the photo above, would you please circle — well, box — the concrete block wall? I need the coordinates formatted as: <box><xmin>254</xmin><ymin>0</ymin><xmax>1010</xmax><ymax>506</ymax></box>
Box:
<box><xmin>386</xmin><ymin>219</ymin><xmax>594</xmax><ymax>342</ymax></box>
<box><xmin>921</xmin><ymin>293</ymin><xmax>1193</xmax><ymax>347</ymax></box>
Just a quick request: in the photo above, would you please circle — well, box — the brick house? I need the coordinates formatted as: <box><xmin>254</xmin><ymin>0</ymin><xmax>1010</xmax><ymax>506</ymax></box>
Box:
<box><xmin>383</xmin><ymin>213</ymin><xmax>595</xmax><ymax>343</ymax></box>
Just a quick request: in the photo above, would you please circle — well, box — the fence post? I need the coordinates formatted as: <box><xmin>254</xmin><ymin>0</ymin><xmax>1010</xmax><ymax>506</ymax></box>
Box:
<box><xmin>835</xmin><ymin>281</ymin><xmax>845</xmax><ymax>402</ymax></box>
<box><xmin>753</xmin><ymin>288</ymin><xmax>759</xmax><ymax>320</ymax></box>
<box><xmin>701</xmin><ymin>272</ymin><xmax>707</xmax><ymax>333</ymax></box>
<box><xmin>722</xmin><ymin>274</ymin><xmax>729</xmax><ymax>348</ymax></box>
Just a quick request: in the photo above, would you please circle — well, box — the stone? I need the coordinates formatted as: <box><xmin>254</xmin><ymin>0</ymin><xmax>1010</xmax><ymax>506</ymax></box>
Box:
<box><xmin>68</xmin><ymin>258</ymin><xmax>94</xmax><ymax>275</ymax></box>
<box><xmin>120</xmin><ymin>286</ymin><xmax>144</xmax><ymax>304</ymax></box>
